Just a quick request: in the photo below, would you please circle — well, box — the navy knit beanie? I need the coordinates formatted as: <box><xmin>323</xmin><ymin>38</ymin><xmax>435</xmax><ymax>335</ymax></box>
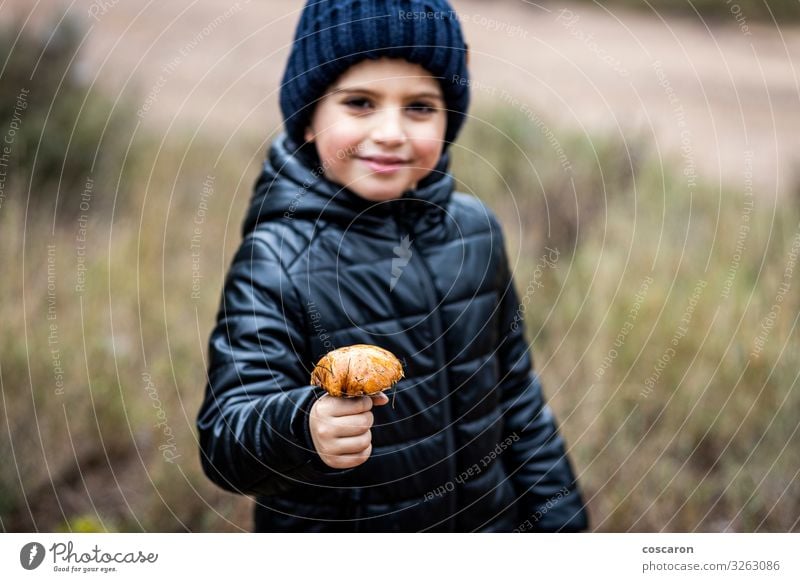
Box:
<box><xmin>280</xmin><ymin>0</ymin><xmax>470</xmax><ymax>150</ymax></box>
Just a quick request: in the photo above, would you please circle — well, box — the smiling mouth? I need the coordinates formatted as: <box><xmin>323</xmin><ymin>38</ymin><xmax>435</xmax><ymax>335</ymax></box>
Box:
<box><xmin>359</xmin><ymin>156</ymin><xmax>410</xmax><ymax>174</ymax></box>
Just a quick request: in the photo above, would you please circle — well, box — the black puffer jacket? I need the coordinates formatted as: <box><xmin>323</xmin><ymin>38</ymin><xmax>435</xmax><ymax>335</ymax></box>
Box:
<box><xmin>197</xmin><ymin>134</ymin><xmax>589</xmax><ymax>532</ymax></box>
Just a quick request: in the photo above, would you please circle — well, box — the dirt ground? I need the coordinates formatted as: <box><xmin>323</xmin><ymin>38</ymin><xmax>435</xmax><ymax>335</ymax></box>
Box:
<box><xmin>2</xmin><ymin>0</ymin><xmax>799</xmax><ymax>196</ymax></box>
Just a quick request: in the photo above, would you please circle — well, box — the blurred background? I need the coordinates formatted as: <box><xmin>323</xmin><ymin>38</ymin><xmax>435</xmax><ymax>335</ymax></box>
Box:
<box><xmin>1</xmin><ymin>0</ymin><xmax>798</xmax><ymax>532</ymax></box>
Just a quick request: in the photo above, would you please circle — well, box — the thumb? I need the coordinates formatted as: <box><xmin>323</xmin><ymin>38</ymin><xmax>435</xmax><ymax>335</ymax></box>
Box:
<box><xmin>370</xmin><ymin>391</ymin><xmax>390</xmax><ymax>406</ymax></box>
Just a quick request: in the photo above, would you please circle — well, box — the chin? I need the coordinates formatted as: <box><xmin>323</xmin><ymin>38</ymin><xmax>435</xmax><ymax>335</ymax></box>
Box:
<box><xmin>352</xmin><ymin>181</ymin><xmax>409</xmax><ymax>202</ymax></box>
<box><xmin>354</xmin><ymin>190</ymin><xmax>404</xmax><ymax>202</ymax></box>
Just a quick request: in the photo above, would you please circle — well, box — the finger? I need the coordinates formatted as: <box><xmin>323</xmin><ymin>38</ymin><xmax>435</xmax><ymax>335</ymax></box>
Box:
<box><xmin>370</xmin><ymin>391</ymin><xmax>390</xmax><ymax>406</ymax></box>
<box><xmin>312</xmin><ymin>393</ymin><xmax>334</xmax><ymax>415</ymax></box>
<box><xmin>321</xmin><ymin>444</ymin><xmax>373</xmax><ymax>469</ymax></box>
<box><xmin>329</xmin><ymin>411</ymin><xmax>373</xmax><ymax>437</ymax></box>
<box><xmin>324</xmin><ymin>432</ymin><xmax>372</xmax><ymax>456</ymax></box>
<box><xmin>328</xmin><ymin>395</ymin><xmax>374</xmax><ymax>417</ymax></box>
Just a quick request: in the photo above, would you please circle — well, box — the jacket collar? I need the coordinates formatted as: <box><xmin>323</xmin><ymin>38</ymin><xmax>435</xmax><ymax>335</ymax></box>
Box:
<box><xmin>242</xmin><ymin>133</ymin><xmax>455</xmax><ymax>236</ymax></box>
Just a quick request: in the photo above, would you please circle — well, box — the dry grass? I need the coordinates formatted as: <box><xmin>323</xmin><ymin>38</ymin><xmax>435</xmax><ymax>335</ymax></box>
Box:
<box><xmin>456</xmin><ymin>108</ymin><xmax>800</xmax><ymax>531</ymax></box>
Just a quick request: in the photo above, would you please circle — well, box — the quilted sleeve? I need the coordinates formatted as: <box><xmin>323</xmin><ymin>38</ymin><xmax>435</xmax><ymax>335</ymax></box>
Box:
<box><xmin>196</xmin><ymin>233</ymin><xmax>348</xmax><ymax>497</ymax></box>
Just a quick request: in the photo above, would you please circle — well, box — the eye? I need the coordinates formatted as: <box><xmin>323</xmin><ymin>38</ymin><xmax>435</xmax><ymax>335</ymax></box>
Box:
<box><xmin>406</xmin><ymin>102</ymin><xmax>438</xmax><ymax>114</ymax></box>
<box><xmin>343</xmin><ymin>97</ymin><xmax>373</xmax><ymax>111</ymax></box>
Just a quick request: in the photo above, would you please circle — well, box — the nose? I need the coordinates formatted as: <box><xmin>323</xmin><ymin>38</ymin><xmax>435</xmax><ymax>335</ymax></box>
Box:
<box><xmin>370</xmin><ymin>107</ymin><xmax>407</xmax><ymax>146</ymax></box>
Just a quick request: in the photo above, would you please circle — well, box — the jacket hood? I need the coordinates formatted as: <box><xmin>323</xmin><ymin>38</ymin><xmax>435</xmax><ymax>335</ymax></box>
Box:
<box><xmin>242</xmin><ymin>133</ymin><xmax>455</xmax><ymax>235</ymax></box>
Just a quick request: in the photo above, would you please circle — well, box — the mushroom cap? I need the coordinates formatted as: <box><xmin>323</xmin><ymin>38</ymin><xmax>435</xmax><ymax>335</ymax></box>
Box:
<box><xmin>311</xmin><ymin>344</ymin><xmax>404</xmax><ymax>397</ymax></box>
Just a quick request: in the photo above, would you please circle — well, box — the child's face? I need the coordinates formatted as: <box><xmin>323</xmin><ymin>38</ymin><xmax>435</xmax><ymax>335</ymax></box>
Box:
<box><xmin>304</xmin><ymin>58</ymin><xmax>448</xmax><ymax>202</ymax></box>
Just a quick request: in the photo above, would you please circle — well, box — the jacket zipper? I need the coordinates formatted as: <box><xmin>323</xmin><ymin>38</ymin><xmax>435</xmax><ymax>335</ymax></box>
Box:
<box><xmin>393</xmin><ymin>210</ymin><xmax>457</xmax><ymax>532</ymax></box>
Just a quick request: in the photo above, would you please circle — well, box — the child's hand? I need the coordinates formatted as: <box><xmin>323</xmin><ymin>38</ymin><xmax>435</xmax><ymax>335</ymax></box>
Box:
<box><xmin>309</xmin><ymin>392</ymin><xmax>389</xmax><ymax>469</ymax></box>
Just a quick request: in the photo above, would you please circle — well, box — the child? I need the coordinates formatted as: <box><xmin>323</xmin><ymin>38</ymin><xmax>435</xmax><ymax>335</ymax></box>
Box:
<box><xmin>197</xmin><ymin>0</ymin><xmax>588</xmax><ymax>532</ymax></box>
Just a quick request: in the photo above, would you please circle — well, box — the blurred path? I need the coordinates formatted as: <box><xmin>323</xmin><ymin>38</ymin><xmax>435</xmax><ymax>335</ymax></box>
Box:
<box><xmin>2</xmin><ymin>0</ymin><xmax>799</xmax><ymax>196</ymax></box>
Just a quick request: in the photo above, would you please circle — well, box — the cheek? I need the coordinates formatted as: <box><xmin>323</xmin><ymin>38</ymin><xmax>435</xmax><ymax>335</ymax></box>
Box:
<box><xmin>316</xmin><ymin>130</ymin><xmax>357</xmax><ymax>163</ymax></box>
<box><xmin>311</xmin><ymin>110</ymin><xmax>363</xmax><ymax>161</ymax></box>
<box><xmin>412</xmin><ymin>119</ymin><xmax>447</xmax><ymax>167</ymax></box>
<box><xmin>318</xmin><ymin>151</ymin><xmax>349</xmax><ymax>185</ymax></box>
<box><xmin>414</xmin><ymin>135</ymin><xmax>444</xmax><ymax>169</ymax></box>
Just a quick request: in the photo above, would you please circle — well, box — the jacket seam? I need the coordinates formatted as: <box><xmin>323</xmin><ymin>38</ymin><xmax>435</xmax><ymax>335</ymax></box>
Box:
<box><xmin>287</xmin><ymin>230</ymin><xmax>496</xmax><ymax>276</ymax></box>
<box><xmin>285</xmin><ymin>220</ymin><xmax>332</xmax><ymax>272</ymax></box>
<box><xmin>312</xmin><ymin>289</ymin><xmax>497</xmax><ymax>337</ymax></box>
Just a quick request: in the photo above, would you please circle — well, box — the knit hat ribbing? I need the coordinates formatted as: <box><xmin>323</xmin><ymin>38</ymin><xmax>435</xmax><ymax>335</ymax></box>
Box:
<box><xmin>280</xmin><ymin>0</ymin><xmax>470</xmax><ymax>149</ymax></box>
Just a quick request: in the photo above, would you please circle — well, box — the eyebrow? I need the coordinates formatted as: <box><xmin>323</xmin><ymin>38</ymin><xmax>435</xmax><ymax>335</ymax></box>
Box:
<box><xmin>330</xmin><ymin>86</ymin><xmax>444</xmax><ymax>101</ymax></box>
